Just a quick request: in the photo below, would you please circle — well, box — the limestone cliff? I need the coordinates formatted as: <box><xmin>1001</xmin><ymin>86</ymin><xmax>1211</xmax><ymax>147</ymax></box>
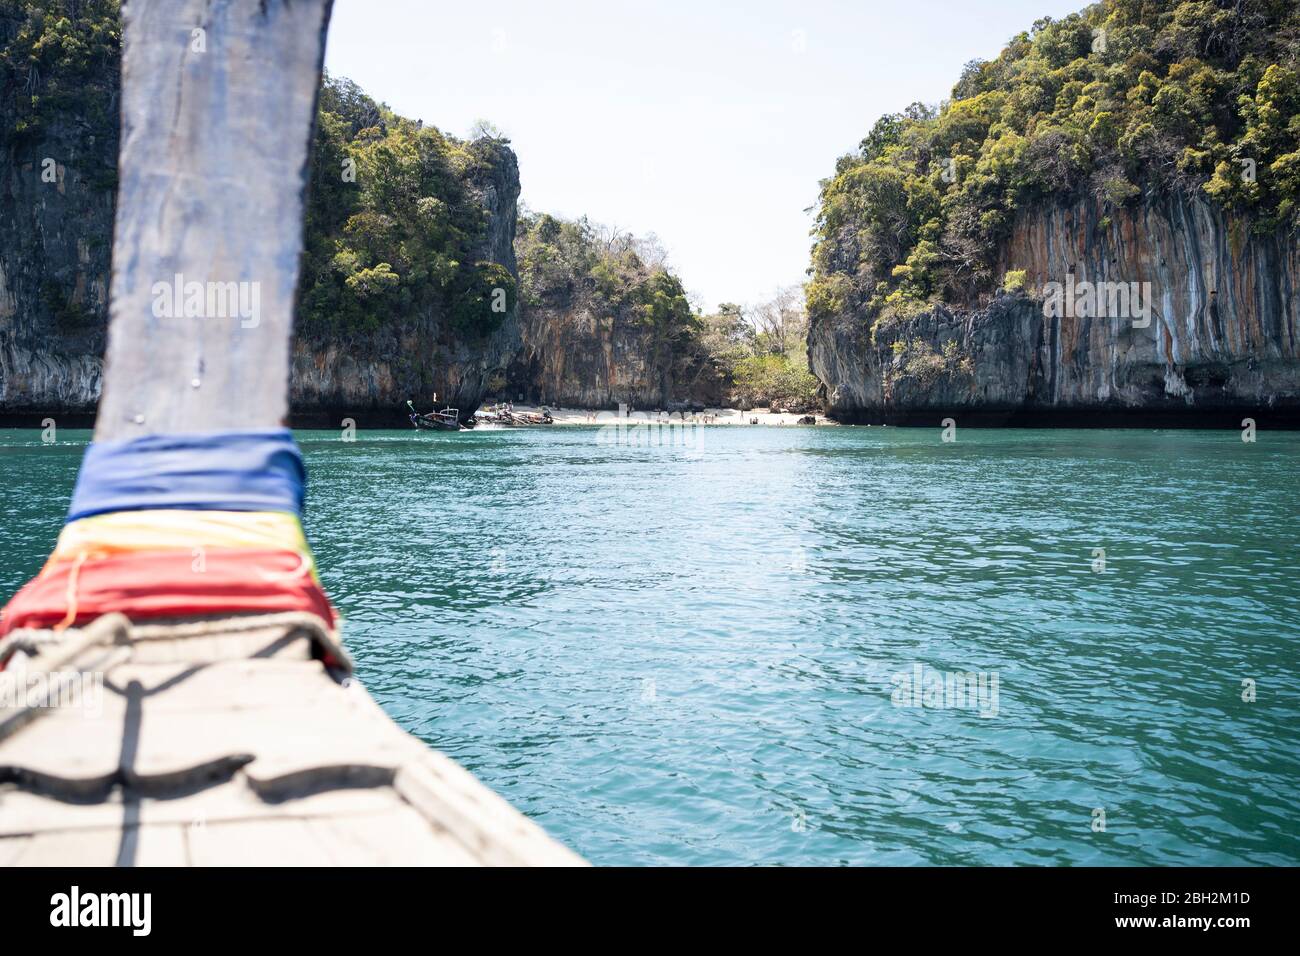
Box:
<box><xmin>0</xmin><ymin>3</ymin><xmax>520</xmax><ymax>425</ymax></box>
<box><xmin>806</xmin><ymin>0</ymin><xmax>1300</xmax><ymax>427</ymax></box>
<box><xmin>289</xmin><ymin>145</ymin><xmax>522</xmax><ymax>425</ymax></box>
<box><xmin>507</xmin><ymin>301</ymin><xmax>723</xmax><ymax>409</ymax></box>
<box><xmin>810</xmin><ymin>194</ymin><xmax>1300</xmax><ymax>425</ymax></box>
<box><xmin>0</xmin><ymin>0</ymin><xmax>116</xmax><ymax>423</ymax></box>
<box><xmin>0</xmin><ymin>128</ymin><xmax>112</xmax><ymax>423</ymax></box>
<box><xmin>505</xmin><ymin>212</ymin><xmax>722</xmax><ymax>410</ymax></box>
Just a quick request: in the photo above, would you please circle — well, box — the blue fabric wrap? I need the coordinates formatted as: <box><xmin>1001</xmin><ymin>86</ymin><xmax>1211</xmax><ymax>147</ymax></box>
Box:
<box><xmin>66</xmin><ymin>429</ymin><xmax>306</xmax><ymax>522</ymax></box>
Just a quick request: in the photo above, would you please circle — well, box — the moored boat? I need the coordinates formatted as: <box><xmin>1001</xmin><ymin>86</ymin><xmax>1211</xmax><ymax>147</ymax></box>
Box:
<box><xmin>406</xmin><ymin>400</ymin><xmax>463</xmax><ymax>431</ymax></box>
<box><xmin>473</xmin><ymin>403</ymin><xmax>554</xmax><ymax>427</ymax></box>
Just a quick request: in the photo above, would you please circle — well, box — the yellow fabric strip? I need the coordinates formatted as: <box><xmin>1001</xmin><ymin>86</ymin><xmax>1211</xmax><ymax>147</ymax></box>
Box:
<box><xmin>46</xmin><ymin>509</ymin><xmax>318</xmax><ymax>581</ymax></box>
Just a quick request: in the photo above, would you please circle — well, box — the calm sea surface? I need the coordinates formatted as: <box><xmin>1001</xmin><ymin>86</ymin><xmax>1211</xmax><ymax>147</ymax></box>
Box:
<box><xmin>2</xmin><ymin>425</ymin><xmax>1297</xmax><ymax>865</ymax></box>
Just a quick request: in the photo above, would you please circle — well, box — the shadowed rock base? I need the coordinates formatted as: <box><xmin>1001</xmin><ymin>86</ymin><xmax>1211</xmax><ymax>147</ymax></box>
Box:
<box><xmin>827</xmin><ymin>405</ymin><xmax>1300</xmax><ymax>429</ymax></box>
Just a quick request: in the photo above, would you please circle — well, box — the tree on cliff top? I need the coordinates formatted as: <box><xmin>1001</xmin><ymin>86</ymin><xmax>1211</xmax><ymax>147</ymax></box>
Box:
<box><xmin>808</xmin><ymin>0</ymin><xmax>1300</xmax><ymax>335</ymax></box>
<box><xmin>721</xmin><ymin>287</ymin><xmax>821</xmax><ymax>411</ymax></box>
<box><xmin>515</xmin><ymin>211</ymin><xmax>711</xmax><ymax>404</ymax></box>
<box><xmin>298</xmin><ymin>73</ymin><xmax>516</xmax><ymax>344</ymax></box>
<box><xmin>516</xmin><ymin>212</ymin><xmax>693</xmax><ymax>338</ymax></box>
<box><xmin>0</xmin><ymin>0</ymin><xmax>119</xmax><ymax>167</ymax></box>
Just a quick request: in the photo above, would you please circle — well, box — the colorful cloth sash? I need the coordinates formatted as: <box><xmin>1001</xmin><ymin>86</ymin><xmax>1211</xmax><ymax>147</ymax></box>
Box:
<box><xmin>1</xmin><ymin>429</ymin><xmax>336</xmax><ymax>640</ymax></box>
<box><xmin>1</xmin><ymin>549</ymin><xmax>333</xmax><ymax>634</ymax></box>
<box><xmin>66</xmin><ymin>429</ymin><xmax>305</xmax><ymax>522</ymax></box>
<box><xmin>47</xmin><ymin>509</ymin><xmax>318</xmax><ymax>581</ymax></box>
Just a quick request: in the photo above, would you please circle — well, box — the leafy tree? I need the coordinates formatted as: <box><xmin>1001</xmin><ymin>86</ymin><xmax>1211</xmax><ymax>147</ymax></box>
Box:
<box><xmin>298</xmin><ymin>73</ymin><xmax>514</xmax><ymax>342</ymax></box>
<box><xmin>702</xmin><ymin>287</ymin><xmax>820</xmax><ymax>411</ymax></box>
<box><xmin>0</xmin><ymin>0</ymin><xmax>120</xmax><ymax>159</ymax></box>
<box><xmin>515</xmin><ymin>212</ymin><xmax>711</xmax><ymax>404</ymax></box>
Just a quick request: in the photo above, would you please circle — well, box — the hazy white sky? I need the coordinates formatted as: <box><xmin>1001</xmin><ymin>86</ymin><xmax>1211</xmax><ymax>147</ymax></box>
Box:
<box><xmin>324</xmin><ymin>0</ymin><xmax>1088</xmax><ymax>310</ymax></box>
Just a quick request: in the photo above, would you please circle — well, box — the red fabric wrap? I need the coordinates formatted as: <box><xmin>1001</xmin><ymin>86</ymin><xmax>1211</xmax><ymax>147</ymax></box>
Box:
<box><xmin>0</xmin><ymin>549</ymin><xmax>337</xmax><ymax>637</ymax></box>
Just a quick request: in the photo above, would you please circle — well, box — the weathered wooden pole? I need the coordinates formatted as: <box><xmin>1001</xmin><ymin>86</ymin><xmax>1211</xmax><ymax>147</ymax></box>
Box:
<box><xmin>96</xmin><ymin>0</ymin><xmax>332</xmax><ymax>438</ymax></box>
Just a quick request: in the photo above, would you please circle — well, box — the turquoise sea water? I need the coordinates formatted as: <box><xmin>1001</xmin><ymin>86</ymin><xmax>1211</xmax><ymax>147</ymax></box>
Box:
<box><xmin>2</xmin><ymin>425</ymin><xmax>1297</xmax><ymax>865</ymax></box>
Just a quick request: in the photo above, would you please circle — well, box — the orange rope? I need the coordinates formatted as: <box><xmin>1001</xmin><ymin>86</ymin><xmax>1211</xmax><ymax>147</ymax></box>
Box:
<box><xmin>52</xmin><ymin>552</ymin><xmax>88</xmax><ymax>632</ymax></box>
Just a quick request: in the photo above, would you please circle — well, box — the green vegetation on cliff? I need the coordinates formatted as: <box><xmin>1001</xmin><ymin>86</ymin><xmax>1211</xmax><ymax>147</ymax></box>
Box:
<box><xmin>4</xmin><ymin>1</ymin><xmax>819</xmax><ymax>411</ymax></box>
<box><xmin>516</xmin><ymin>212</ymin><xmax>696</xmax><ymax>351</ymax></box>
<box><xmin>301</xmin><ymin>75</ymin><xmax>516</xmax><ymax>343</ymax></box>
<box><xmin>808</xmin><ymin>0</ymin><xmax>1300</xmax><ymax>330</ymax></box>
<box><xmin>515</xmin><ymin>216</ymin><xmax>820</xmax><ymax>410</ymax></box>
<box><xmin>513</xmin><ymin>212</ymin><xmax>709</xmax><ymax>404</ymax></box>
<box><xmin>0</xmin><ymin>0</ymin><xmax>118</xmax><ymax>182</ymax></box>
<box><xmin>702</xmin><ymin>290</ymin><xmax>821</xmax><ymax>411</ymax></box>
<box><xmin>3</xmin><ymin>1</ymin><xmax>516</xmax><ymax>347</ymax></box>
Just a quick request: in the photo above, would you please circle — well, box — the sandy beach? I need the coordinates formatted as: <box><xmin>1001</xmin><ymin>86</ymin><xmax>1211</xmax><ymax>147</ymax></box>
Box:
<box><xmin>491</xmin><ymin>404</ymin><xmax>835</xmax><ymax>426</ymax></box>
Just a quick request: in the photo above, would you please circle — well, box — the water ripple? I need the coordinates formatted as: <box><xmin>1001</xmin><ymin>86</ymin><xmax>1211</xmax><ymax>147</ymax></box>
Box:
<box><xmin>2</xmin><ymin>426</ymin><xmax>1297</xmax><ymax>865</ymax></box>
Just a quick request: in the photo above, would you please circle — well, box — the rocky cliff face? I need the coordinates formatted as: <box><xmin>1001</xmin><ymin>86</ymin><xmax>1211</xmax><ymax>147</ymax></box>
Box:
<box><xmin>0</xmin><ymin>130</ymin><xmax>112</xmax><ymax>423</ymax></box>
<box><xmin>507</xmin><ymin>303</ymin><xmax>722</xmax><ymax>409</ymax></box>
<box><xmin>0</xmin><ymin>19</ymin><xmax>520</xmax><ymax>426</ymax></box>
<box><xmin>810</xmin><ymin>193</ymin><xmax>1300</xmax><ymax>425</ymax></box>
<box><xmin>289</xmin><ymin>148</ymin><xmax>521</xmax><ymax>425</ymax></box>
<box><xmin>0</xmin><ymin>7</ymin><xmax>116</xmax><ymax>424</ymax></box>
<box><xmin>506</xmin><ymin>212</ymin><xmax>723</xmax><ymax>410</ymax></box>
